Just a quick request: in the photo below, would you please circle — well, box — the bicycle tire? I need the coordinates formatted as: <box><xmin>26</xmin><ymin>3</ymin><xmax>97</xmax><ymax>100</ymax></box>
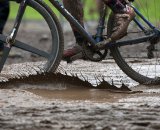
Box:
<box><xmin>11</xmin><ymin>0</ymin><xmax>64</xmax><ymax>72</ymax></box>
<box><xmin>108</xmin><ymin>1</ymin><xmax>160</xmax><ymax>83</ymax></box>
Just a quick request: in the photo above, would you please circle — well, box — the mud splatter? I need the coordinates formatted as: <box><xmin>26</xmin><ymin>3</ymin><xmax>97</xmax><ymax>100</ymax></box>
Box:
<box><xmin>0</xmin><ymin>70</ymin><xmax>132</xmax><ymax>91</ymax></box>
<box><xmin>0</xmin><ymin>60</ymin><xmax>135</xmax><ymax>92</ymax></box>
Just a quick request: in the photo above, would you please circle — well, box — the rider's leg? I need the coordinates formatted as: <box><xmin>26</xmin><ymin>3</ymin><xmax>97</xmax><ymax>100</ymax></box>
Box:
<box><xmin>102</xmin><ymin>0</ymin><xmax>135</xmax><ymax>41</ymax></box>
<box><xmin>96</xmin><ymin>0</ymin><xmax>105</xmax><ymax>13</ymax></box>
<box><xmin>0</xmin><ymin>0</ymin><xmax>9</xmax><ymax>50</ymax></box>
<box><xmin>62</xmin><ymin>0</ymin><xmax>85</xmax><ymax>59</ymax></box>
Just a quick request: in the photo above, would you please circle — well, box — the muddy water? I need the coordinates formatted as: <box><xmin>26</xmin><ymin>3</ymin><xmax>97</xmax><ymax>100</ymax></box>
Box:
<box><xmin>0</xmin><ymin>67</ymin><xmax>160</xmax><ymax>130</ymax></box>
<box><xmin>27</xmin><ymin>88</ymin><xmax>130</xmax><ymax>102</ymax></box>
<box><xmin>0</xmin><ymin>61</ymin><xmax>160</xmax><ymax>130</ymax></box>
<box><xmin>1</xmin><ymin>85</ymin><xmax>160</xmax><ymax>130</ymax></box>
<box><xmin>1</xmin><ymin>21</ymin><xmax>160</xmax><ymax>130</ymax></box>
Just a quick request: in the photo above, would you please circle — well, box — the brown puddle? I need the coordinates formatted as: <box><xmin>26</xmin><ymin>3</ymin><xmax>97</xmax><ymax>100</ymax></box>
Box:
<box><xmin>0</xmin><ymin>72</ymin><xmax>138</xmax><ymax>103</ymax></box>
<box><xmin>26</xmin><ymin>87</ymin><xmax>131</xmax><ymax>103</ymax></box>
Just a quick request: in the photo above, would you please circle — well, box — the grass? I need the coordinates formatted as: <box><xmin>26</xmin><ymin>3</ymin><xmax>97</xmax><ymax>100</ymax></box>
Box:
<box><xmin>134</xmin><ymin>0</ymin><xmax>160</xmax><ymax>24</ymax></box>
<box><xmin>9</xmin><ymin>1</ymin><xmax>59</xmax><ymax>20</ymax></box>
<box><xmin>9</xmin><ymin>0</ymin><xmax>98</xmax><ymax>20</ymax></box>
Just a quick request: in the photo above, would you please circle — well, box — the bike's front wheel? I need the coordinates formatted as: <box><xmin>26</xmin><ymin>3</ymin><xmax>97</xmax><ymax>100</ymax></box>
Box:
<box><xmin>10</xmin><ymin>0</ymin><xmax>64</xmax><ymax>72</ymax></box>
<box><xmin>109</xmin><ymin>0</ymin><xmax>160</xmax><ymax>83</ymax></box>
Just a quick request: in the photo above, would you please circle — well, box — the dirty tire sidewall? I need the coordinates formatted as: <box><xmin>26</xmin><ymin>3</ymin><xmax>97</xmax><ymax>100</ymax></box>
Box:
<box><xmin>107</xmin><ymin>16</ymin><xmax>152</xmax><ymax>84</ymax></box>
<box><xmin>26</xmin><ymin>0</ymin><xmax>64</xmax><ymax>72</ymax></box>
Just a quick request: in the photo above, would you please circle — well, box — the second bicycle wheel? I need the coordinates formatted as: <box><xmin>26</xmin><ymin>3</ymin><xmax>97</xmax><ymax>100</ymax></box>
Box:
<box><xmin>108</xmin><ymin>0</ymin><xmax>160</xmax><ymax>83</ymax></box>
<box><xmin>7</xmin><ymin>0</ymin><xmax>63</xmax><ymax>72</ymax></box>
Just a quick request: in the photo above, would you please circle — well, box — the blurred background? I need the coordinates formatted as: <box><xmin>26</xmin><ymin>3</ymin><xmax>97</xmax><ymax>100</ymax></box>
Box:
<box><xmin>9</xmin><ymin>0</ymin><xmax>160</xmax><ymax>22</ymax></box>
<box><xmin>9</xmin><ymin>0</ymin><xmax>99</xmax><ymax>21</ymax></box>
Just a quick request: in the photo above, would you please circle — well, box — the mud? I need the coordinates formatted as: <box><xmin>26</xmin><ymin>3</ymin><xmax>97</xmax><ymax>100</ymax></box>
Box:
<box><xmin>0</xmin><ymin>86</ymin><xmax>160</xmax><ymax>130</ymax></box>
<box><xmin>0</xmin><ymin>61</ymin><xmax>160</xmax><ymax>130</ymax></box>
<box><xmin>0</xmin><ymin>21</ymin><xmax>160</xmax><ymax>130</ymax></box>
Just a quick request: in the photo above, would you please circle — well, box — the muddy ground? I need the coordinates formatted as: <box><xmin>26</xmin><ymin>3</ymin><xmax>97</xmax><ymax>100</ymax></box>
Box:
<box><xmin>0</xmin><ymin>21</ymin><xmax>160</xmax><ymax>130</ymax></box>
<box><xmin>1</xmin><ymin>84</ymin><xmax>160</xmax><ymax>130</ymax></box>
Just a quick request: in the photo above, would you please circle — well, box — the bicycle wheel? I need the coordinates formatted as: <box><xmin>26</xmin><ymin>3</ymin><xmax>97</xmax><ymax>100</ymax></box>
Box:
<box><xmin>9</xmin><ymin>0</ymin><xmax>64</xmax><ymax>72</ymax></box>
<box><xmin>109</xmin><ymin>0</ymin><xmax>160</xmax><ymax>83</ymax></box>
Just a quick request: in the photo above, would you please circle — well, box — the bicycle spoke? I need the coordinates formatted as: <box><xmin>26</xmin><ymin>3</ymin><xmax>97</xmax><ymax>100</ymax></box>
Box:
<box><xmin>13</xmin><ymin>40</ymin><xmax>50</xmax><ymax>58</ymax></box>
<box><xmin>0</xmin><ymin>35</ymin><xmax>50</xmax><ymax>58</ymax></box>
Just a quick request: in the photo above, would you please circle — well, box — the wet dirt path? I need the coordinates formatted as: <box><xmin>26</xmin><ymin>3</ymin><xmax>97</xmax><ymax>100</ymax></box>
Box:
<box><xmin>1</xmin><ymin>85</ymin><xmax>160</xmax><ymax>130</ymax></box>
<box><xmin>0</xmin><ymin>67</ymin><xmax>160</xmax><ymax>130</ymax></box>
<box><xmin>0</xmin><ymin>60</ymin><xmax>160</xmax><ymax>130</ymax></box>
<box><xmin>0</xmin><ymin>21</ymin><xmax>160</xmax><ymax>130</ymax></box>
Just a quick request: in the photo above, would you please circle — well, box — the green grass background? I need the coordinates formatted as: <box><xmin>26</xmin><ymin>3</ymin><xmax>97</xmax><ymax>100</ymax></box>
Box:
<box><xmin>9</xmin><ymin>0</ymin><xmax>160</xmax><ymax>22</ymax></box>
<box><xmin>9</xmin><ymin>0</ymin><xmax>98</xmax><ymax>20</ymax></box>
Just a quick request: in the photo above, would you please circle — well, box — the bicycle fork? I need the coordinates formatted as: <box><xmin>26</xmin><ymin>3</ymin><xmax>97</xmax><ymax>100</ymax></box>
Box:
<box><xmin>0</xmin><ymin>0</ymin><xmax>27</xmax><ymax>72</ymax></box>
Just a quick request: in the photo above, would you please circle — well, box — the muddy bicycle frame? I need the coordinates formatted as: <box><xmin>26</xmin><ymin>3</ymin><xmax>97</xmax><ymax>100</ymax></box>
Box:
<box><xmin>0</xmin><ymin>0</ymin><xmax>160</xmax><ymax>72</ymax></box>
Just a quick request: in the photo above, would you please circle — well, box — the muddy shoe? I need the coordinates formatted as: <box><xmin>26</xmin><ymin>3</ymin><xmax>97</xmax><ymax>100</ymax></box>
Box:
<box><xmin>62</xmin><ymin>44</ymin><xmax>84</xmax><ymax>63</ymax></box>
<box><xmin>109</xmin><ymin>6</ymin><xmax>136</xmax><ymax>41</ymax></box>
<box><xmin>96</xmin><ymin>6</ymin><xmax>135</xmax><ymax>50</ymax></box>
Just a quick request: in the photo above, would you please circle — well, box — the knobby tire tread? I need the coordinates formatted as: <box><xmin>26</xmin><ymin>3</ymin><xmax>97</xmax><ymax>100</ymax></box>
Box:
<box><xmin>107</xmin><ymin>13</ymin><xmax>152</xmax><ymax>83</ymax></box>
